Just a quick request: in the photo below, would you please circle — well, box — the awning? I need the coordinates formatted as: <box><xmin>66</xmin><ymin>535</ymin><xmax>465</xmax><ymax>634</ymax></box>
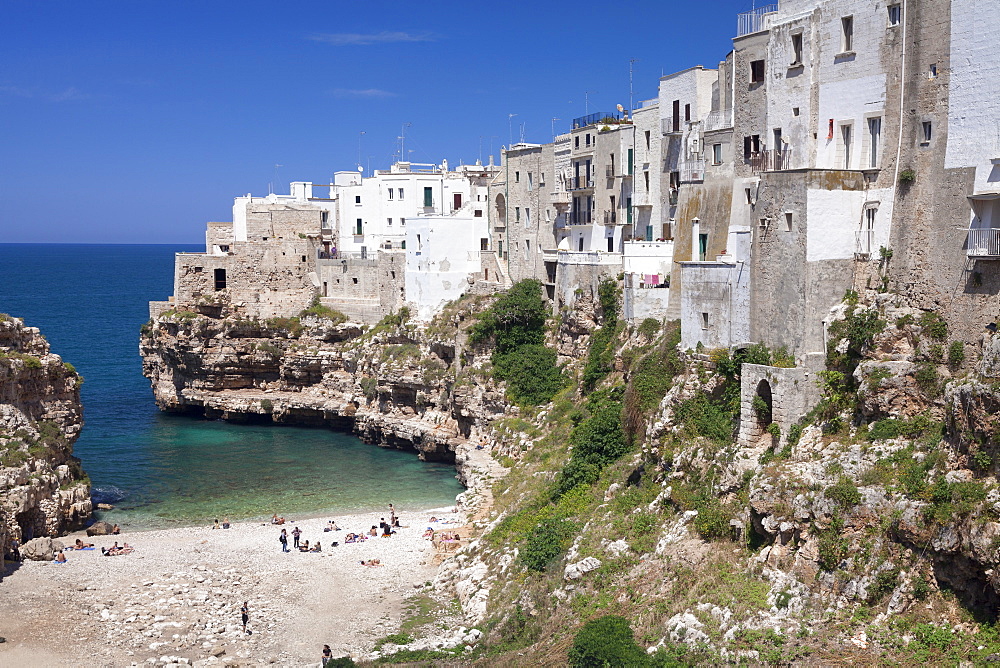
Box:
<box><xmin>969</xmin><ymin>193</ymin><xmax>1000</xmax><ymax>220</ymax></box>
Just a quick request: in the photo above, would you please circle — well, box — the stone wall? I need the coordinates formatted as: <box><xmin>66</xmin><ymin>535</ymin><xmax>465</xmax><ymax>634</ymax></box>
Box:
<box><xmin>738</xmin><ymin>362</ymin><xmax>822</xmax><ymax>446</ymax></box>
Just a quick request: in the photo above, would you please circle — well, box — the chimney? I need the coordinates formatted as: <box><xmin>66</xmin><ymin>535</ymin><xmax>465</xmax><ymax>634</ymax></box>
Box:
<box><xmin>691</xmin><ymin>217</ymin><xmax>700</xmax><ymax>261</ymax></box>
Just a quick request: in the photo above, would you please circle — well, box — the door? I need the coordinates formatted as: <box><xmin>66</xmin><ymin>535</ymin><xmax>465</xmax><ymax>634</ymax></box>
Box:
<box><xmin>453</xmin><ymin>193</ymin><xmax>462</xmax><ymax>210</ymax></box>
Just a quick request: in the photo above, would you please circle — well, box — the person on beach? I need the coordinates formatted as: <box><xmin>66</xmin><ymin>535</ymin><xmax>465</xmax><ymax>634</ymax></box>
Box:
<box><xmin>368</xmin><ymin>526</ymin><xmax>378</xmax><ymax>537</ymax></box>
<box><xmin>279</xmin><ymin>528</ymin><xmax>289</xmax><ymax>552</ymax></box>
<box><xmin>212</xmin><ymin>519</ymin><xmax>220</xmax><ymax>530</ymax></box>
<box><xmin>222</xmin><ymin>518</ymin><xmax>230</xmax><ymax>529</ymax></box>
<box><xmin>54</xmin><ymin>549</ymin><xmax>67</xmax><ymax>563</ymax></box>
<box><xmin>298</xmin><ymin>540</ymin><xmax>310</xmax><ymax>552</ymax></box>
<box><xmin>74</xmin><ymin>539</ymin><xmax>94</xmax><ymax>549</ymax></box>
<box><xmin>322</xmin><ymin>644</ymin><xmax>332</xmax><ymax>666</ymax></box>
<box><xmin>389</xmin><ymin>503</ymin><xmax>396</xmax><ymax>525</ymax></box>
<box><xmin>292</xmin><ymin>526</ymin><xmax>302</xmax><ymax>549</ymax></box>
<box><xmin>241</xmin><ymin>601</ymin><xmax>249</xmax><ymax>634</ymax></box>
<box><xmin>378</xmin><ymin>518</ymin><xmax>389</xmax><ymax>534</ymax></box>
<box><xmin>111</xmin><ymin>524</ymin><xmax>120</xmax><ymax>535</ymax></box>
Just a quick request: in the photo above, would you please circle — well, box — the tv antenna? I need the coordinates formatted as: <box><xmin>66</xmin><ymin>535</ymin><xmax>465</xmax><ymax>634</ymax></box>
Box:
<box><xmin>629</xmin><ymin>58</ymin><xmax>638</xmax><ymax>115</ymax></box>
<box><xmin>508</xmin><ymin>113</ymin><xmax>518</xmax><ymax>146</ymax></box>
<box><xmin>358</xmin><ymin>131</ymin><xmax>366</xmax><ymax>171</ymax></box>
<box><xmin>551</xmin><ymin>117</ymin><xmax>561</xmax><ymax>139</ymax></box>
<box><xmin>584</xmin><ymin>90</ymin><xmax>598</xmax><ymax>115</ymax></box>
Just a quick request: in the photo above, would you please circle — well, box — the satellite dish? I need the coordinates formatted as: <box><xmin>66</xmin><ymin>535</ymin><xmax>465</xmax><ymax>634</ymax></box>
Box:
<box><xmin>616</xmin><ymin>103</ymin><xmax>624</xmax><ymax>113</ymax></box>
<box><xmin>357</xmin><ymin>165</ymin><xmax>363</xmax><ymax>172</ymax></box>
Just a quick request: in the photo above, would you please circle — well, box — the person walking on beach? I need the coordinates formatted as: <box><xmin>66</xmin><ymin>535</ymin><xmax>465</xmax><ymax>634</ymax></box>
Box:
<box><xmin>292</xmin><ymin>526</ymin><xmax>302</xmax><ymax>549</ymax></box>
<box><xmin>389</xmin><ymin>503</ymin><xmax>396</xmax><ymax>526</ymax></box>
<box><xmin>279</xmin><ymin>528</ymin><xmax>289</xmax><ymax>552</ymax></box>
<box><xmin>240</xmin><ymin>601</ymin><xmax>249</xmax><ymax>634</ymax></box>
<box><xmin>321</xmin><ymin>644</ymin><xmax>332</xmax><ymax>666</ymax></box>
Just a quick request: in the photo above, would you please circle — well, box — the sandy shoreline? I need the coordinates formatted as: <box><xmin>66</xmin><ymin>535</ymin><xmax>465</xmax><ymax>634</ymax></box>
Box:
<box><xmin>0</xmin><ymin>504</ymin><xmax>466</xmax><ymax>667</ymax></box>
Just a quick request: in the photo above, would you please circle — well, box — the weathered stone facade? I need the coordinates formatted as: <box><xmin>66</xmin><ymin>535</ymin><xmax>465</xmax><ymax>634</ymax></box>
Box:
<box><xmin>738</xmin><ymin>362</ymin><xmax>823</xmax><ymax>446</ymax></box>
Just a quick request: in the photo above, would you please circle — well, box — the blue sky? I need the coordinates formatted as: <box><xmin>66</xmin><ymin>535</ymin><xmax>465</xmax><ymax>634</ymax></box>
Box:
<box><xmin>2</xmin><ymin>0</ymin><xmax>757</xmax><ymax>243</ymax></box>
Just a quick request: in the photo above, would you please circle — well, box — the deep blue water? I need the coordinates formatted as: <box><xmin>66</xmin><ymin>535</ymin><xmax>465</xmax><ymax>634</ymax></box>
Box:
<box><xmin>0</xmin><ymin>244</ymin><xmax>463</xmax><ymax>529</ymax></box>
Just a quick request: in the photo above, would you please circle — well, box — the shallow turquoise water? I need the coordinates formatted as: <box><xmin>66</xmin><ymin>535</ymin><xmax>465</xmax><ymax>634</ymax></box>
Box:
<box><xmin>0</xmin><ymin>244</ymin><xmax>464</xmax><ymax>530</ymax></box>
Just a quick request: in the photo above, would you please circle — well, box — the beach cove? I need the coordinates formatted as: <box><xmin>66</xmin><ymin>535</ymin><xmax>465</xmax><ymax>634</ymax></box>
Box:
<box><xmin>0</xmin><ymin>505</ymin><xmax>471</xmax><ymax>667</ymax></box>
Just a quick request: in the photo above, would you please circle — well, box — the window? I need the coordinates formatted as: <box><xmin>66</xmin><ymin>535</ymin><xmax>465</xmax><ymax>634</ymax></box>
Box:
<box><xmin>525</xmin><ymin>239</ymin><xmax>530</xmax><ymax>259</ymax></box>
<box><xmin>701</xmin><ymin>312</ymin><xmax>709</xmax><ymax>329</ymax></box>
<box><xmin>387</xmin><ymin>217</ymin><xmax>393</xmax><ymax>226</ymax></box>
<box><xmin>400</xmin><ymin>217</ymin><xmax>406</xmax><ymax>226</ymax></box>
<box><xmin>387</xmin><ymin>188</ymin><xmax>393</xmax><ymax>200</ymax></box>
<box><xmin>356</xmin><ymin>218</ymin><xmax>363</xmax><ymax>235</ymax></box>
<box><xmin>645</xmin><ymin>130</ymin><xmax>651</xmax><ymax>149</ymax></box>
<box><xmin>527</xmin><ymin>172</ymin><xmax>533</xmax><ymax>190</ymax></box>
<box><xmin>515</xmin><ymin>171</ymin><xmax>520</xmax><ymax>183</ymax></box>
<box><xmin>750</xmin><ymin>60</ymin><xmax>765</xmax><ymax>83</ymax></box>
<box><xmin>929</xmin><ymin>64</ymin><xmax>938</xmax><ymax>78</ymax></box>
<box><xmin>321</xmin><ymin>211</ymin><xmax>328</xmax><ymax>224</ymax></box>
<box><xmin>214</xmin><ymin>268</ymin><xmax>226</xmax><ymax>290</ymax></box>
<box><xmin>644</xmin><ymin>172</ymin><xmax>649</xmax><ymax>190</ymax></box>
<box><xmin>712</xmin><ymin>143</ymin><xmax>723</xmax><ymax>165</ymax></box>
<box><xmin>745</xmin><ymin>187</ymin><xmax>753</xmax><ymax>204</ymax></box>
<box><xmin>792</xmin><ymin>107</ymin><xmax>800</xmax><ymax>116</ymax></box>
<box><xmin>398</xmin><ymin>188</ymin><xmax>404</xmax><ymax>199</ymax></box>
<box><xmin>545</xmin><ymin>209</ymin><xmax>551</xmax><ymax>222</ymax></box>
<box><xmin>785</xmin><ymin>211</ymin><xmax>793</xmax><ymax>232</ymax></box>
<box><xmin>672</xmin><ymin>100</ymin><xmax>680</xmax><ymax>132</ymax></box>
<box><xmin>841</xmin><ymin>16</ymin><xmax>854</xmax><ymax>53</ymax></box>
<box><xmin>574</xmin><ymin>136</ymin><xmax>580</xmax><ymax>149</ymax></box>
<box><xmin>586</xmin><ymin>133</ymin><xmax>591</xmax><ymax>146</ymax></box>
<box><xmin>841</xmin><ymin>123</ymin><xmax>853</xmax><ymax>168</ymax></box>
<box><xmin>868</xmin><ymin>117</ymin><xmax>882</xmax><ymax>167</ymax></box>
<box><xmin>540</xmin><ymin>172</ymin><xmax>545</xmax><ymax>185</ymax></box>
<box><xmin>355</xmin><ymin>195</ymin><xmax>361</xmax><ymax>204</ymax></box>
<box><xmin>474</xmin><ymin>209</ymin><xmax>483</xmax><ymax>217</ymax></box>
<box><xmin>698</xmin><ymin>233</ymin><xmax>708</xmax><ymax>261</ymax></box>
<box><xmin>791</xmin><ymin>32</ymin><xmax>803</xmax><ymax>65</ymax></box>
<box><xmin>352</xmin><ymin>277</ymin><xmax>358</xmax><ymax>285</ymax></box>
<box><xmin>922</xmin><ymin>121</ymin><xmax>932</xmax><ymax>144</ymax></box>
<box><xmin>423</xmin><ymin>186</ymin><xmax>433</xmax><ymax>207</ymax></box>
<box><xmin>607</xmin><ymin>236</ymin><xmax>614</xmax><ymax>252</ymax></box>
<box><xmin>684</xmin><ymin>103</ymin><xmax>691</xmax><ymax>122</ymax></box>
<box><xmin>888</xmin><ymin>4</ymin><xmax>901</xmax><ymax>26</ymax></box>
<box><xmin>525</xmin><ymin>208</ymin><xmax>531</xmax><ymax>227</ymax></box>
<box><xmin>515</xmin><ymin>206</ymin><xmax>520</xmax><ymax>222</ymax></box>
<box><xmin>743</xmin><ymin>134</ymin><xmax>761</xmax><ymax>160</ymax></box>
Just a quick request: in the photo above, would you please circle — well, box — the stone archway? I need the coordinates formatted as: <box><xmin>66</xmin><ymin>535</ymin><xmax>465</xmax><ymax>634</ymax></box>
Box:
<box><xmin>754</xmin><ymin>378</ymin><xmax>773</xmax><ymax>427</ymax></box>
<box><xmin>495</xmin><ymin>193</ymin><xmax>506</xmax><ymax>221</ymax></box>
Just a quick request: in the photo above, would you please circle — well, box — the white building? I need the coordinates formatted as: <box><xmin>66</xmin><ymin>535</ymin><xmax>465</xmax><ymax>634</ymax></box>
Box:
<box><xmin>334</xmin><ymin>161</ymin><xmax>497</xmax><ymax>257</ymax></box>
<box><xmin>405</xmin><ymin>213</ymin><xmax>490</xmax><ymax>320</ymax></box>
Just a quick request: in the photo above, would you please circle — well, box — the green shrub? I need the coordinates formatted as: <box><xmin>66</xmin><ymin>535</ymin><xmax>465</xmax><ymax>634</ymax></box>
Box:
<box><xmin>637</xmin><ymin>317</ymin><xmax>661</xmax><ymax>338</ymax></box>
<box><xmin>919</xmin><ymin>311</ymin><xmax>948</xmax><ymax>341</ymax></box>
<box><xmin>469</xmin><ymin>279</ymin><xmax>546</xmax><ymax>352</ymax></box>
<box><xmin>359</xmin><ymin>377</ymin><xmax>378</xmax><ymax>401</ymax></box>
<box><xmin>494</xmin><ymin>344</ymin><xmax>567</xmax><ymax>406</ymax></box>
<box><xmin>693</xmin><ymin>497</ymin><xmax>732</xmax><ymax>540</ymax></box>
<box><xmin>375</xmin><ymin>307</ymin><xmax>411</xmax><ymax>330</ymax></box>
<box><xmin>675</xmin><ymin>393</ymin><xmax>734</xmax><ymax>443</ymax></box>
<box><xmin>866</xmin><ymin>568</ymin><xmax>900</xmax><ymax>603</ymax></box>
<box><xmin>554</xmin><ymin>388</ymin><xmax>629</xmax><ymax>498</ymax></box>
<box><xmin>581</xmin><ymin>278</ymin><xmax>622</xmax><ymax>393</ymax></box>
<box><xmin>898</xmin><ymin>168</ymin><xmax>916</xmax><ymax>185</ymax></box>
<box><xmin>817</xmin><ymin>519</ymin><xmax>848</xmax><ymax>571</ymax></box>
<box><xmin>766</xmin><ymin>423</ymin><xmax>781</xmax><ymax>439</ymax></box>
<box><xmin>927</xmin><ymin>343</ymin><xmax>945</xmax><ymax>363</ymax></box>
<box><xmin>912</xmin><ymin>577</ymin><xmax>932</xmax><ymax>600</ymax></box>
<box><xmin>520</xmin><ymin>517</ymin><xmax>577</xmax><ymax>572</ymax></box>
<box><xmin>623</xmin><ymin>321</ymin><xmax>681</xmax><ymax>441</ymax></box>
<box><xmin>568</xmin><ymin>615</ymin><xmax>649</xmax><ymax>668</ymax></box>
<box><xmin>896</xmin><ymin>313</ymin><xmax>915</xmax><ymax>329</ymax></box>
<box><xmin>260</xmin><ymin>399</ymin><xmax>273</xmax><ymax>413</ymax></box>
<box><xmin>265</xmin><ymin>316</ymin><xmax>303</xmax><ymax>338</ymax></box>
<box><xmin>299</xmin><ymin>300</ymin><xmax>348</xmax><ymax>324</ymax></box>
<box><xmin>826</xmin><ymin>477</ymin><xmax>862</xmax><ymax>507</ymax></box>
<box><xmin>787</xmin><ymin>423</ymin><xmax>804</xmax><ymax>447</ymax></box>
<box><xmin>914</xmin><ymin>363</ymin><xmax>940</xmax><ymax>396</ymax></box>
<box><xmin>947</xmin><ymin>341</ymin><xmax>965</xmax><ymax>368</ymax></box>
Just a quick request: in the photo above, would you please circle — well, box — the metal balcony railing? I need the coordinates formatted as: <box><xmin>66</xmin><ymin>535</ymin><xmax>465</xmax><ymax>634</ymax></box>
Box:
<box><xmin>748</xmin><ymin>148</ymin><xmax>792</xmax><ymax>173</ymax></box>
<box><xmin>572</xmin><ymin>111</ymin><xmax>624</xmax><ymax>129</ymax></box>
<box><xmin>680</xmin><ymin>160</ymin><xmax>706</xmax><ymax>182</ymax></box>
<box><xmin>967</xmin><ymin>228</ymin><xmax>1000</xmax><ymax>258</ymax></box>
<box><xmin>855</xmin><ymin>228</ymin><xmax>875</xmax><ymax>258</ymax></box>
<box><xmin>704</xmin><ymin>109</ymin><xmax>734</xmax><ymax>132</ymax></box>
<box><xmin>603</xmin><ymin>210</ymin><xmax>618</xmax><ymax>225</ymax></box>
<box><xmin>568</xmin><ymin>176</ymin><xmax>594</xmax><ymax>190</ymax></box>
<box><xmin>737</xmin><ymin>5</ymin><xmax>778</xmax><ymax>37</ymax></box>
<box><xmin>570</xmin><ymin>211</ymin><xmax>592</xmax><ymax>225</ymax></box>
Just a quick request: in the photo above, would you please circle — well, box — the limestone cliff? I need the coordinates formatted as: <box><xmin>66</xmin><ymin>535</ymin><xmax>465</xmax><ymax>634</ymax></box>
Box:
<box><xmin>139</xmin><ymin>300</ymin><xmax>510</xmax><ymax>480</ymax></box>
<box><xmin>1</xmin><ymin>315</ymin><xmax>92</xmax><ymax>564</ymax></box>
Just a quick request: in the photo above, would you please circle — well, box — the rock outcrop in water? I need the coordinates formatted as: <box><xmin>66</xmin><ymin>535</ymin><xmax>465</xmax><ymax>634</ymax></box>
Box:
<box><xmin>139</xmin><ymin>300</ymin><xmax>509</xmax><ymax>481</ymax></box>
<box><xmin>1</xmin><ymin>315</ymin><xmax>91</xmax><ymax>568</ymax></box>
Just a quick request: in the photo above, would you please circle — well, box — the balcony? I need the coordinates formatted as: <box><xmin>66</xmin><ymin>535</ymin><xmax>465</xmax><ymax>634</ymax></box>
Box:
<box><xmin>748</xmin><ymin>148</ymin><xmax>792</xmax><ymax>173</ymax></box>
<box><xmin>569</xmin><ymin>211</ymin><xmax>593</xmax><ymax>226</ymax></box>
<box><xmin>572</xmin><ymin>111</ymin><xmax>626</xmax><ymax>129</ymax></box>
<box><xmin>633</xmin><ymin>192</ymin><xmax>652</xmax><ymax>207</ymax></box>
<box><xmin>603</xmin><ymin>210</ymin><xmax>618</xmax><ymax>225</ymax></box>
<box><xmin>704</xmin><ymin>109</ymin><xmax>733</xmax><ymax>132</ymax></box>
<box><xmin>680</xmin><ymin>160</ymin><xmax>706</xmax><ymax>183</ymax></box>
<box><xmin>555</xmin><ymin>250</ymin><xmax>624</xmax><ymax>266</ymax></box>
<box><xmin>855</xmin><ymin>228</ymin><xmax>875</xmax><ymax>258</ymax></box>
<box><xmin>737</xmin><ymin>4</ymin><xmax>777</xmax><ymax>37</ymax></box>
<box><xmin>551</xmin><ymin>190</ymin><xmax>571</xmax><ymax>207</ymax></box>
<box><xmin>967</xmin><ymin>228</ymin><xmax>1000</xmax><ymax>259</ymax></box>
<box><xmin>568</xmin><ymin>176</ymin><xmax>594</xmax><ymax>191</ymax></box>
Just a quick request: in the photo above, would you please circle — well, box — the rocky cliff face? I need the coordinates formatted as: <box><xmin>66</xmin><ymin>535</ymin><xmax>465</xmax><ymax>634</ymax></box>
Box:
<box><xmin>1</xmin><ymin>315</ymin><xmax>92</xmax><ymax>563</ymax></box>
<box><xmin>139</xmin><ymin>301</ymin><xmax>510</xmax><ymax>481</ymax></box>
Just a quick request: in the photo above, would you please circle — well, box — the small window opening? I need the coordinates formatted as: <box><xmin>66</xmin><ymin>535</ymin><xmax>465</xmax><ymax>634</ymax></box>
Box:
<box><xmin>214</xmin><ymin>268</ymin><xmax>227</xmax><ymax>290</ymax></box>
<box><xmin>701</xmin><ymin>312</ymin><xmax>709</xmax><ymax>329</ymax></box>
<box><xmin>750</xmin><ymin>60</ymin><xmax>765</xmax><ymax>83</ymax></box>
<box><xmin>922</xmin><ymin>121</ymin><xmax>933</xmax><ymax>144</ymax></box>
<box><xmin>784</xmin><ymin>211</ymin><xmax>793</xmax><ymax>232</ymax></box>
<box><xmin>841</xmin><ymin>16</ymin><xmax>854</xmax><ymax>53</ymax></box>
<box><xmin>791</xmin><ymin>32</ymin><xmax>803</xmax><ymax>65</ymax></box>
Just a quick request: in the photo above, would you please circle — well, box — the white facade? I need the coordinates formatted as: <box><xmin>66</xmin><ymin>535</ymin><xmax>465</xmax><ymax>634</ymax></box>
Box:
<box><xmin>680</xmin><ymin>226</ymin><xmax>752</xmax><ymax>350</ymax></box>
<box><xmin>334</xmin><ymin>162</ymin><xmax>497</xmax><ymax>256</ymax></box>
<box><xmin>405</xmin><ymin>214</ymin><xmax>489</xmax><ymax>320</ymax></box>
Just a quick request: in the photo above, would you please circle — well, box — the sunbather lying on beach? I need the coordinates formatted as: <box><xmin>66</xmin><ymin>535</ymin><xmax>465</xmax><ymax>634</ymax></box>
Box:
<box><xmin>309</xmin><ymin>542</ymin><xmax>321</xmax><ymax>552</ymax></box>
<box><xmin>359</xmin><ymin>559</ymin><xmax>382</xmax><ymax>567</ymax></box>
<box><xmin>324</xmin><ymin>521</ymin><xmax>340</xmax><ymax>532</ymax></box>
<box><xmin>271</xmin><ymin>514</ymin><xmax>286</xmax><ymax>525</ymax></box>
<box><xmin>74</xmin><ymin>539</ymin><xmax>94</xmax><ymax>550</ymax></box>
<box><xmin>422</xmin><ymin>528</ymin><xmax>434</xmax><ymax>539</ymax></box>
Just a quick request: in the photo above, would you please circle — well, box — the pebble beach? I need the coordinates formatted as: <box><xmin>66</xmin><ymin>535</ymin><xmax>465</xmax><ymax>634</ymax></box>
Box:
<box><xmin>0</xmin><ymin>505</ymin><xmax>466</xmax><ymax>667</ymax></box>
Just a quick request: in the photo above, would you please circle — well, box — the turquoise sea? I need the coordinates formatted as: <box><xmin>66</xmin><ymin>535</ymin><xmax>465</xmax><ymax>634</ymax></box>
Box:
<box><xmin>0</xmin><ymin>244</ymin><xmax>464</xmax><ymax>529</ymax></box>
